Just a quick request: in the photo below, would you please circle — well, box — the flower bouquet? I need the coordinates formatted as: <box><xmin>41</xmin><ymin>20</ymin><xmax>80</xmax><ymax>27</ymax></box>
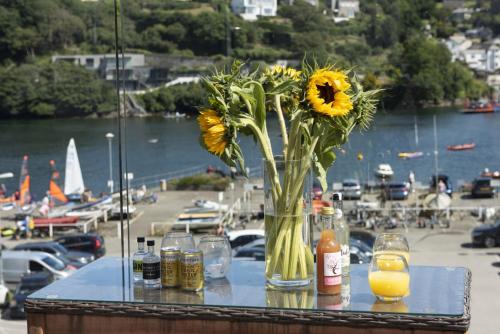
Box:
<box><xmin>198</xmin><ymin>61</ymin><xmax>379</xmax><ymax>287</ymax></box>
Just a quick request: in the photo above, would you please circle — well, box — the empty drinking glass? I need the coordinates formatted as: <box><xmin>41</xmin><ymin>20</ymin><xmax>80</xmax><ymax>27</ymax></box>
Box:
<box><xmin>373</xmin><ymin>233</ymin><xmax>410</xmax><ymax>265</ymax></box>
<box><xmin>198</xmin><ymin>236</ymin><xmax>231</xmax><ymax>279</ymax></box>
<box><xmin>161</xmin><ymin>232</ymin><xmax>195</xmax><ymax>251</ymax></box>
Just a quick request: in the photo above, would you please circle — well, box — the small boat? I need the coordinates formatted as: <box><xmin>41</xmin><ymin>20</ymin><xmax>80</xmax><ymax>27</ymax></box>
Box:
<box><xmin>111</xmin><ymin>203</ymin><xmax>137</xmax><ymax>218</ymax></box>
<box><xmin>163</xmin><ymin>112</ymin><xmax>186</xmax><ymax>119</ymax></box>
<box><xmin>194</xmin><ymin>200</ymin><xmax>228</xmax><ymax>211</ymax></box>
<box><xmin>375</xmin><ymin>164</ymin><xmax>394</xmax><ymax>178</ymax></box>
<box><xmin>33</xmin><ymin>216</ymin><xmax>79</xmax><ymax>226</ymax></box>
<box><xmin>447</xmin><ymin>143</ymin><xmax>475</xmax><ymax>151</ymax></box>
<box><xmin>462</xmin><ymin>101</ymin><xmax>494</xmax><ymax>113</ymax></box>
<box><xmin>64</xmin><ymin>138</ymin><xmax>85</xmax><ymax>199</ymax></box>
<box><xmin>398</xmin><ymin>151</ymin><xmax>423</xmax><ymax>159</ymax></box>
<box><xmin>0</xmin><ymin>172</ymin><xmax>14</xmax><ymax>179</ymax></box>
<box><xmin>481</xmin><ymin>171</ymin><xmax>500</xmax><ymax>179</ymax></box>
<box><xmin>148</xmin><ymin>138</ymin><xmax>159</xmax><ymax>144</ymax></box>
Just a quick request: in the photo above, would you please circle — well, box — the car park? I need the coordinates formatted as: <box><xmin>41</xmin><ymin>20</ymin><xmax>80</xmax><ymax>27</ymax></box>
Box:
<box><xmin>8</xmin><ymin>272</ymin><xmax>53</xmax><ymax>319</ymax></box>
<box><xmin>430</xmin><ymin>175</ymin><xmax>453</xmax><ymax>198</ymax></box>
<box><xmin>384</xmin><ymin>182</ymin><xmax>409</xmax><ymax>200</ymax></box>
<box><xmin>54</xmin><ymin>233</ymin><xmax>106</xmax><ymax>258</ymax></box>
<box><xmin>342</xmin><ymin>179</ymin><xmax>362</xmax><ymax>200</ymax></box>
<box><xmin>471</xmin><ymin>220</ymin><xmax>500</xmax><ymax>248</ymax></box>
<box><xmin>471</xmin><ymin>178</ymin><xmax>495</xmax><ymax>198</ymax></box>
<box><xmin>1</xmin><ymin>250</ymin><xmax>75</xmax><ymax>284</ymax></box>
<box><xmin>14</xmin><ymin>241</ymin><xmax>94</xmax><ymax>267</ymax></box>
<box><xmin>234</xmin><ymin>238</ymin><xmax>265</xmax><ymax>260</ymax></box>
<box><xmin>227</xmin><ymin>229</ymin><xmax>264</xmax><ymax>249</ymax></box>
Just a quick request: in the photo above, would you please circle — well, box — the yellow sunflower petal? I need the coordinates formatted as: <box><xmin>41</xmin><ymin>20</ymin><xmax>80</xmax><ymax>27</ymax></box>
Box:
<box><xmin>306</xmin><ymin>68</ymin><xmax>353</xmax><ymax>117</ymax></box>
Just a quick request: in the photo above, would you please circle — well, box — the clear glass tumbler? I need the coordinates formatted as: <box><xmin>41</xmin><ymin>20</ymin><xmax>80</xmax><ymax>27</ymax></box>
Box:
<box><xmin>198</xmin><ymin>236</ymin><xmax>232</xmax><ymax>279</ymax></box>
<box><xmin>373</xmin><ymin>233</ymin><xmax>410</xmax><ymax>265</ymax></box>
<box><xmin>161</xmin><ymin>232</ymin><xmax>195</xmax><ymax>251</ymax></box>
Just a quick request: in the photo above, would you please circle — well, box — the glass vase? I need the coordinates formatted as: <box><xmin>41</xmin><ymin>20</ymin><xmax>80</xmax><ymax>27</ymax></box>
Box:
<box><xmin>264</xmin><ymin>156</ymin><xmax>314</xmax><ymax>288</ymax></box>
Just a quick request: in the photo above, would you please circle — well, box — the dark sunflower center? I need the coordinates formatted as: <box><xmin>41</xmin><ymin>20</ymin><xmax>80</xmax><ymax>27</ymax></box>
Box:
<box><xmin>317</xmin><ymin>83</ymin><xmax>335</xmax><ymax>103</ymax></box>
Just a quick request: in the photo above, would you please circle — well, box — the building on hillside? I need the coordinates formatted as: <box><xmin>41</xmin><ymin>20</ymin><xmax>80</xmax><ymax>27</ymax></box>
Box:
<box><xmin>461</xmin><ymin>39</ymin><xmax>500</xmax><ymax>73</ymax></box>
<box><xmin>487</xmin><ymin>74</ymin><xmax>500</xmax><ymax>100</ymax></box>
<box><xmin>282</xmin><ymin>0</ymin><xmax>318</xmax><ymax>6</ymax></box>
<box><xmin>231</xmin><ymin>0</ymin><xmax>277</xmax><ymax>21</ymax></box>
<box><xmin>443</xmin><ymin>0</ymin><xmax>465</xmax><ymax>11</ymax></box>
<box><xmin>330</xmin><ymin>0</ymin><xmax>360</xmax><ymax>23</ymax></box>
<box><xmin>52</xmin><ymin>54</ymin><xmax>147</xmax><ymax>90</ymax></box>
<box><xmin>443</xmin><ymin>34</ymin><xmax>472</xmax><ymax>61</ymax></box>
<box><xmin>450</xmin><ymin>7</ymin><xmax>474</xmax><ymax>22</ymax></box>
<box><xmin>51</xmin><ymin>54</ymin><xmax>217</xmax><ymax>90</ymax></box>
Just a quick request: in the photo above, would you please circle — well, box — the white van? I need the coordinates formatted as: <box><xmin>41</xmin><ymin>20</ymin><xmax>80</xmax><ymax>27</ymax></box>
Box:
<box><xmin>1</xmin><ymin>250</ymin><xmax>75</xmax><ymax>284</ymax></box>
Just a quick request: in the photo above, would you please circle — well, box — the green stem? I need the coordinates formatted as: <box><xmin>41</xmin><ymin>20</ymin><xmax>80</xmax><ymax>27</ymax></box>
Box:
<box><xmin>274</xmin><ymin>94</ymin><xmax>288</xmax><ymax>159</ymax></box>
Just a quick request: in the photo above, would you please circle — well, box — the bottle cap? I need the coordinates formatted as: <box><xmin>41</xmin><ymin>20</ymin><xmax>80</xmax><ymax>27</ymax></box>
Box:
<box><xmin>332</xmin><ymin>192</ymin><xmax>343</xmax><ymax>201</ymax></box>
<box><xmin>320</xmin><ymin>206</ymin><xmax>334</xmax><ymax>215</ymax></box>
<box><xmin>147</xmin><ymin>240</ymin><xmax>155</xmax><ymax>246</ymax></box>
<box><xmin>137</xmin><ymin>237</ymin><xmax>145</xmax><ymax>243</ymax></box>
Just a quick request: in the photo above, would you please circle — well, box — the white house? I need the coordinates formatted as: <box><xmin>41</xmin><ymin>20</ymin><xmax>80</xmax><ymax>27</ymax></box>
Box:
<box><xmin>330</xmin><ymin>0</ymin><xmax>360</xmax><ymax>22</ymax></box>
<box><xmin>461</xmin><ymin>40</ymin><xmax>500</xmax><ymax>73</ymax></box>
<box><xmin>282</xmin><ymin>0</ymin><xmax>318</xmax><ymax>7</ymax></box>
<box><xmin>443</xmin><ymin>34</ymin><xmax>472</xmax><ymax>62</ymax></box>
<box><xmin>231</xmin><ymin>0</ymin><xmax>277</xmax><ymax>21</ymax></box>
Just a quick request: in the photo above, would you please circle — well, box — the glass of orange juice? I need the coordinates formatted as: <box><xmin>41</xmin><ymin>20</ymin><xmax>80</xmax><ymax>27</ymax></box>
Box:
<box><xmin>373</xmin><ymin>233</ymin><xmax>410</xmax><ymax>265</ymax></box>
<box><xmin>368</xmin><ymin>254</ymin><xmax>410</xmax><ymax>302</ymax></box>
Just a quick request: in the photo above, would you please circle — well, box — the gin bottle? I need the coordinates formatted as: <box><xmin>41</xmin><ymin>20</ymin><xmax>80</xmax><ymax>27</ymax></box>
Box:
<box><xmin>142</xmin><ymin>240</ymin><xmax>161</xmax><ymax>289</ymax></box>
<box><xmin>132</xmin><ymin>237</ymin><xmax>147</xmax><ymax>283</ymax></box>
<box><xmin>332</xmin><ymin>192</ymin><xmax>350</xmax><ymax>276</ymax></box>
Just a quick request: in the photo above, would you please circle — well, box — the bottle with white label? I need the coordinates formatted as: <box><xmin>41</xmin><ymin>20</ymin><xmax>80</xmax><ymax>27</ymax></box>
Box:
<box><xmin>332</xmin><ymin>192</ymin><xmax>350</xmax><ymax>276</ymax></box>
<box><xmin>316</xmin><ymin>206</ymin><xmax>342</xmax><ymax>295</ymax></box>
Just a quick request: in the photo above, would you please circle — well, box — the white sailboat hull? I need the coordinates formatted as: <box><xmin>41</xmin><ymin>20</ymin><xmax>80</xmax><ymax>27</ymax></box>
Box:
<box><xmin>64</xmin><ymin>138</ymin><xmax>85</xmax><ymax>195</ymax></box>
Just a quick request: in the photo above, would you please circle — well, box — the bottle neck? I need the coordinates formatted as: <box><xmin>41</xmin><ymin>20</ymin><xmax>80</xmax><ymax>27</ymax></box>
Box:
<box><xmin>137</xmin><ymin>242</ymin><xmax>144</xmax><ymax>251</ymax></box>
<box><xmin>321</xmin><ymin>214</ymin><xmax>334</xmax><ymax>230</ymax></box>
<box><xmin>147</xmin><ymin>245</ymin><xmax>155</xmax><ymax>254</ymax></box>
<box><xmin>333</xmin><ymin>200</ymin><xmax>343</xmax><ymax>211</ymax></box>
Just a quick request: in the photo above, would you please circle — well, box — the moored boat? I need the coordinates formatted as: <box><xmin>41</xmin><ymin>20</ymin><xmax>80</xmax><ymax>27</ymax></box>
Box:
<box><xmin>481</xmin><ymin>171</ymin><xmax>500</xmax><ymax>179</ymax></box>
<box><xmin>447</xmin><ymin>143</ymin><xmax>476</xmax><ymax>151</ymax></box>
<box><xmin>462</xmin><ymin>101</ymin><xmax>494</xmax><ymax>113</ymax></box>
<box><xmin>375</xmin><ymin>164</ymin><xmax>394</xmax><ymax>178</ymax></box>
<box><xmin>33</xmin><ymin>216</ymin><xmax>79</xmax><ymax>226</ymax></box>
<box><xmin>398</xmin><ymin>151</ymin><xmax>423</xmax><ymax>159</ymax></box>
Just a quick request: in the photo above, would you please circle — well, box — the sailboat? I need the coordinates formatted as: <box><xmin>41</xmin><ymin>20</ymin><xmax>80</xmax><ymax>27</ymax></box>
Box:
<box><xmin>49</xmin><ymin>160</ymin><xmax>68</xmax><ymax>206</ymax></box>
<box><xmin>64</xmin><ymin>138</ymin><xmax>85</xmax><ymax>202</ymax></box>
<box><xmin>19</xmin><ymin>155</ymin><xmax>31</xmax><ymax>207</ymax></box>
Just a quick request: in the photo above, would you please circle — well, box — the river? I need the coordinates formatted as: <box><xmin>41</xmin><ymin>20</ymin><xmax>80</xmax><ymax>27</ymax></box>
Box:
<box><xmin>0</xmin><ymin>108</ymin><xmax>499</xmax><ymax>199</ymax></box>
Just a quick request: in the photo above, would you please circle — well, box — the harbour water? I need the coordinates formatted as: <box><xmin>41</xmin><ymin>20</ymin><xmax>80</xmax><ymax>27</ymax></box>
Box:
<box><xmin>0</xmin><ymin>108</ymin><xmax>499</xmax><ymax>199</ymax></box>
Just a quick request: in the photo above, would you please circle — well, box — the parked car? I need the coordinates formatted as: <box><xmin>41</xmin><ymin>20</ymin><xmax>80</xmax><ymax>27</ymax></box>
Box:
<box><xmin>54</xmin><ymin>233</ymin><xmax>106</xmax><ymax>258</ymax></box>
<box><xmin>384</xmin><ymin>182</ymin><xmax>409</xmax><ymax>200</ymax></box>
<box><xmin>227</xmin><ymin>229</ymin><xmax>264</xmax><ymax>249</ymax></box>
<box><xmin>1</xmin><ymin>250</ymin><xmax>75</xmax><ymax>284</ymax></box>
<box><xmin>342</xmin><ymin>179</ymin><xmax>362</xmax><ymax>200</ymax></box>
<box><xmin>350</xmin><ymin>244</ymin><xmax>372</xmax><ymax>264</ymax></box>
<box><xmin>471</xmin><ymin>220</ymin><xmax>500</xmax><ymax>248</ymax></box>
<box><xmin>234</xmin><ymin>238</ymin><xmax>265</xmax><ymax>260</ymax></box>
<box><xmin>430</xmin><ymin>175</ymin><xmax>453</xmax><ymax>197</ymax></box>
<box><xmin>9</xmin><ymin>272</ymin><xmax>53</xmax><ymax>319</ymax></box>
<box><xmin>0</xmin><ymin>283</ymin><xmax>8</xmax><ymax>308</ymax></box>
<box><xmin>14</xmin><ymin>242</ymin><xmax>94</xmax><ymax>267</ymax></box>
<box><xmin>471</xmin><ymin>178</ymin><xmax>495</xmax><ymax>198</ymax></box>
<box><xmin>350</xmin><ymin>230</ymin><xmax>376</xmax><ymax>248</ymax></box>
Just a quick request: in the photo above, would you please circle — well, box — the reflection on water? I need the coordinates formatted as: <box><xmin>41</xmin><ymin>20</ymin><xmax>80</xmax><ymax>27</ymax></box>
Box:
<box><xmin>266</xmin><ymin>286</ymin><xmax>314</xmax><ymax>309</ymax></box>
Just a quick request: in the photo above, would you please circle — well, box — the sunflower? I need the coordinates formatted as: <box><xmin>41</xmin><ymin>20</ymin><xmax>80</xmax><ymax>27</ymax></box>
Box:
<box><xmin>266</xmin><ymin>65</ymin><xmax>302</xmax><ymax>81</ymax></box>
<box><xmin>307</xmin><ymin>69</ymin><xmax>353</xmax><ymax>116</ymax></box>
<box><xmin>198</xmin><ymin>109</ymin><xmax>228</xmax><ymax>156</ymax></box>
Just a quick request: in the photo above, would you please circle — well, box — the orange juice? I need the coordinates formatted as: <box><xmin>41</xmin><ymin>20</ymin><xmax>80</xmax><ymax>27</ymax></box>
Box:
<box><xmin>368</xmin><ymin>271</ymin><xmax>410</xmax><ymax>299</ymax></box>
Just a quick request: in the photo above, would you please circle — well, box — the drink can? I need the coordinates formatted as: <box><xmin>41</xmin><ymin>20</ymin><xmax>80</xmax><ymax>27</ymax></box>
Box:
<box><xmin>161</xmin><ymin>247</ymin><xmax>180</xmax><ymax>288</ymax></box>
<box><xmin>180</xmin><ymin>249</ymin><xmax>204</xmax><ymax>291</ymax></box>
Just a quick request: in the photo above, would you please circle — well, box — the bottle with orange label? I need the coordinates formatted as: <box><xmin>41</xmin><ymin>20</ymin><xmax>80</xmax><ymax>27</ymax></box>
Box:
<box><xmin>316</xmin><ymin>206</ymin><xmax>342</xmax><ymax>295</ymax></box>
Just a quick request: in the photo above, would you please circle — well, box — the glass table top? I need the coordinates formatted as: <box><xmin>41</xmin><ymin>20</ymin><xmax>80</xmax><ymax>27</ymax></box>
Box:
<box><xmin>28</xmin><ymin>257</ymin><xmax>467</xmax><ymax>317</ymax></box>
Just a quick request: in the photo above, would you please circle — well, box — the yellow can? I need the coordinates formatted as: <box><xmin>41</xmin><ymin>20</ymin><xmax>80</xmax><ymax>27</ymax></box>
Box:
<box><xmin>180</xmin><ymin>249</ymin><xmax>204</xmax><ymax>292</ymax></box>
<box><xmin>161</xmin><ymin>247</ymin><xmax>180</xmax><ymax>288</ymax></box>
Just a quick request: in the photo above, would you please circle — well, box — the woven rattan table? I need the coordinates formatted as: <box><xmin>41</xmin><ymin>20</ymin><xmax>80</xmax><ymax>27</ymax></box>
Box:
<box><xmin>26</xmin><ymin>257</ymin><xmax>470</xmax><ymax>334</ymax></box>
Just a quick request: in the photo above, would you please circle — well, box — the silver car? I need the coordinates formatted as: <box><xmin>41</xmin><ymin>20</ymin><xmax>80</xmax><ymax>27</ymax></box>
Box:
<box><xmin>342</xmin><ymin>179</ymin><xmax>362</xmax><ymax>200</ymax></box>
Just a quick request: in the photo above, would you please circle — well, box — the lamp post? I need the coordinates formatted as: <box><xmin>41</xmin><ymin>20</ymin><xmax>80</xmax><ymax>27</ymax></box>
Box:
<box><xmin>105</xmin><ymin>133</ymin><xmax>114</xmax><ymax>194</ymax></box>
